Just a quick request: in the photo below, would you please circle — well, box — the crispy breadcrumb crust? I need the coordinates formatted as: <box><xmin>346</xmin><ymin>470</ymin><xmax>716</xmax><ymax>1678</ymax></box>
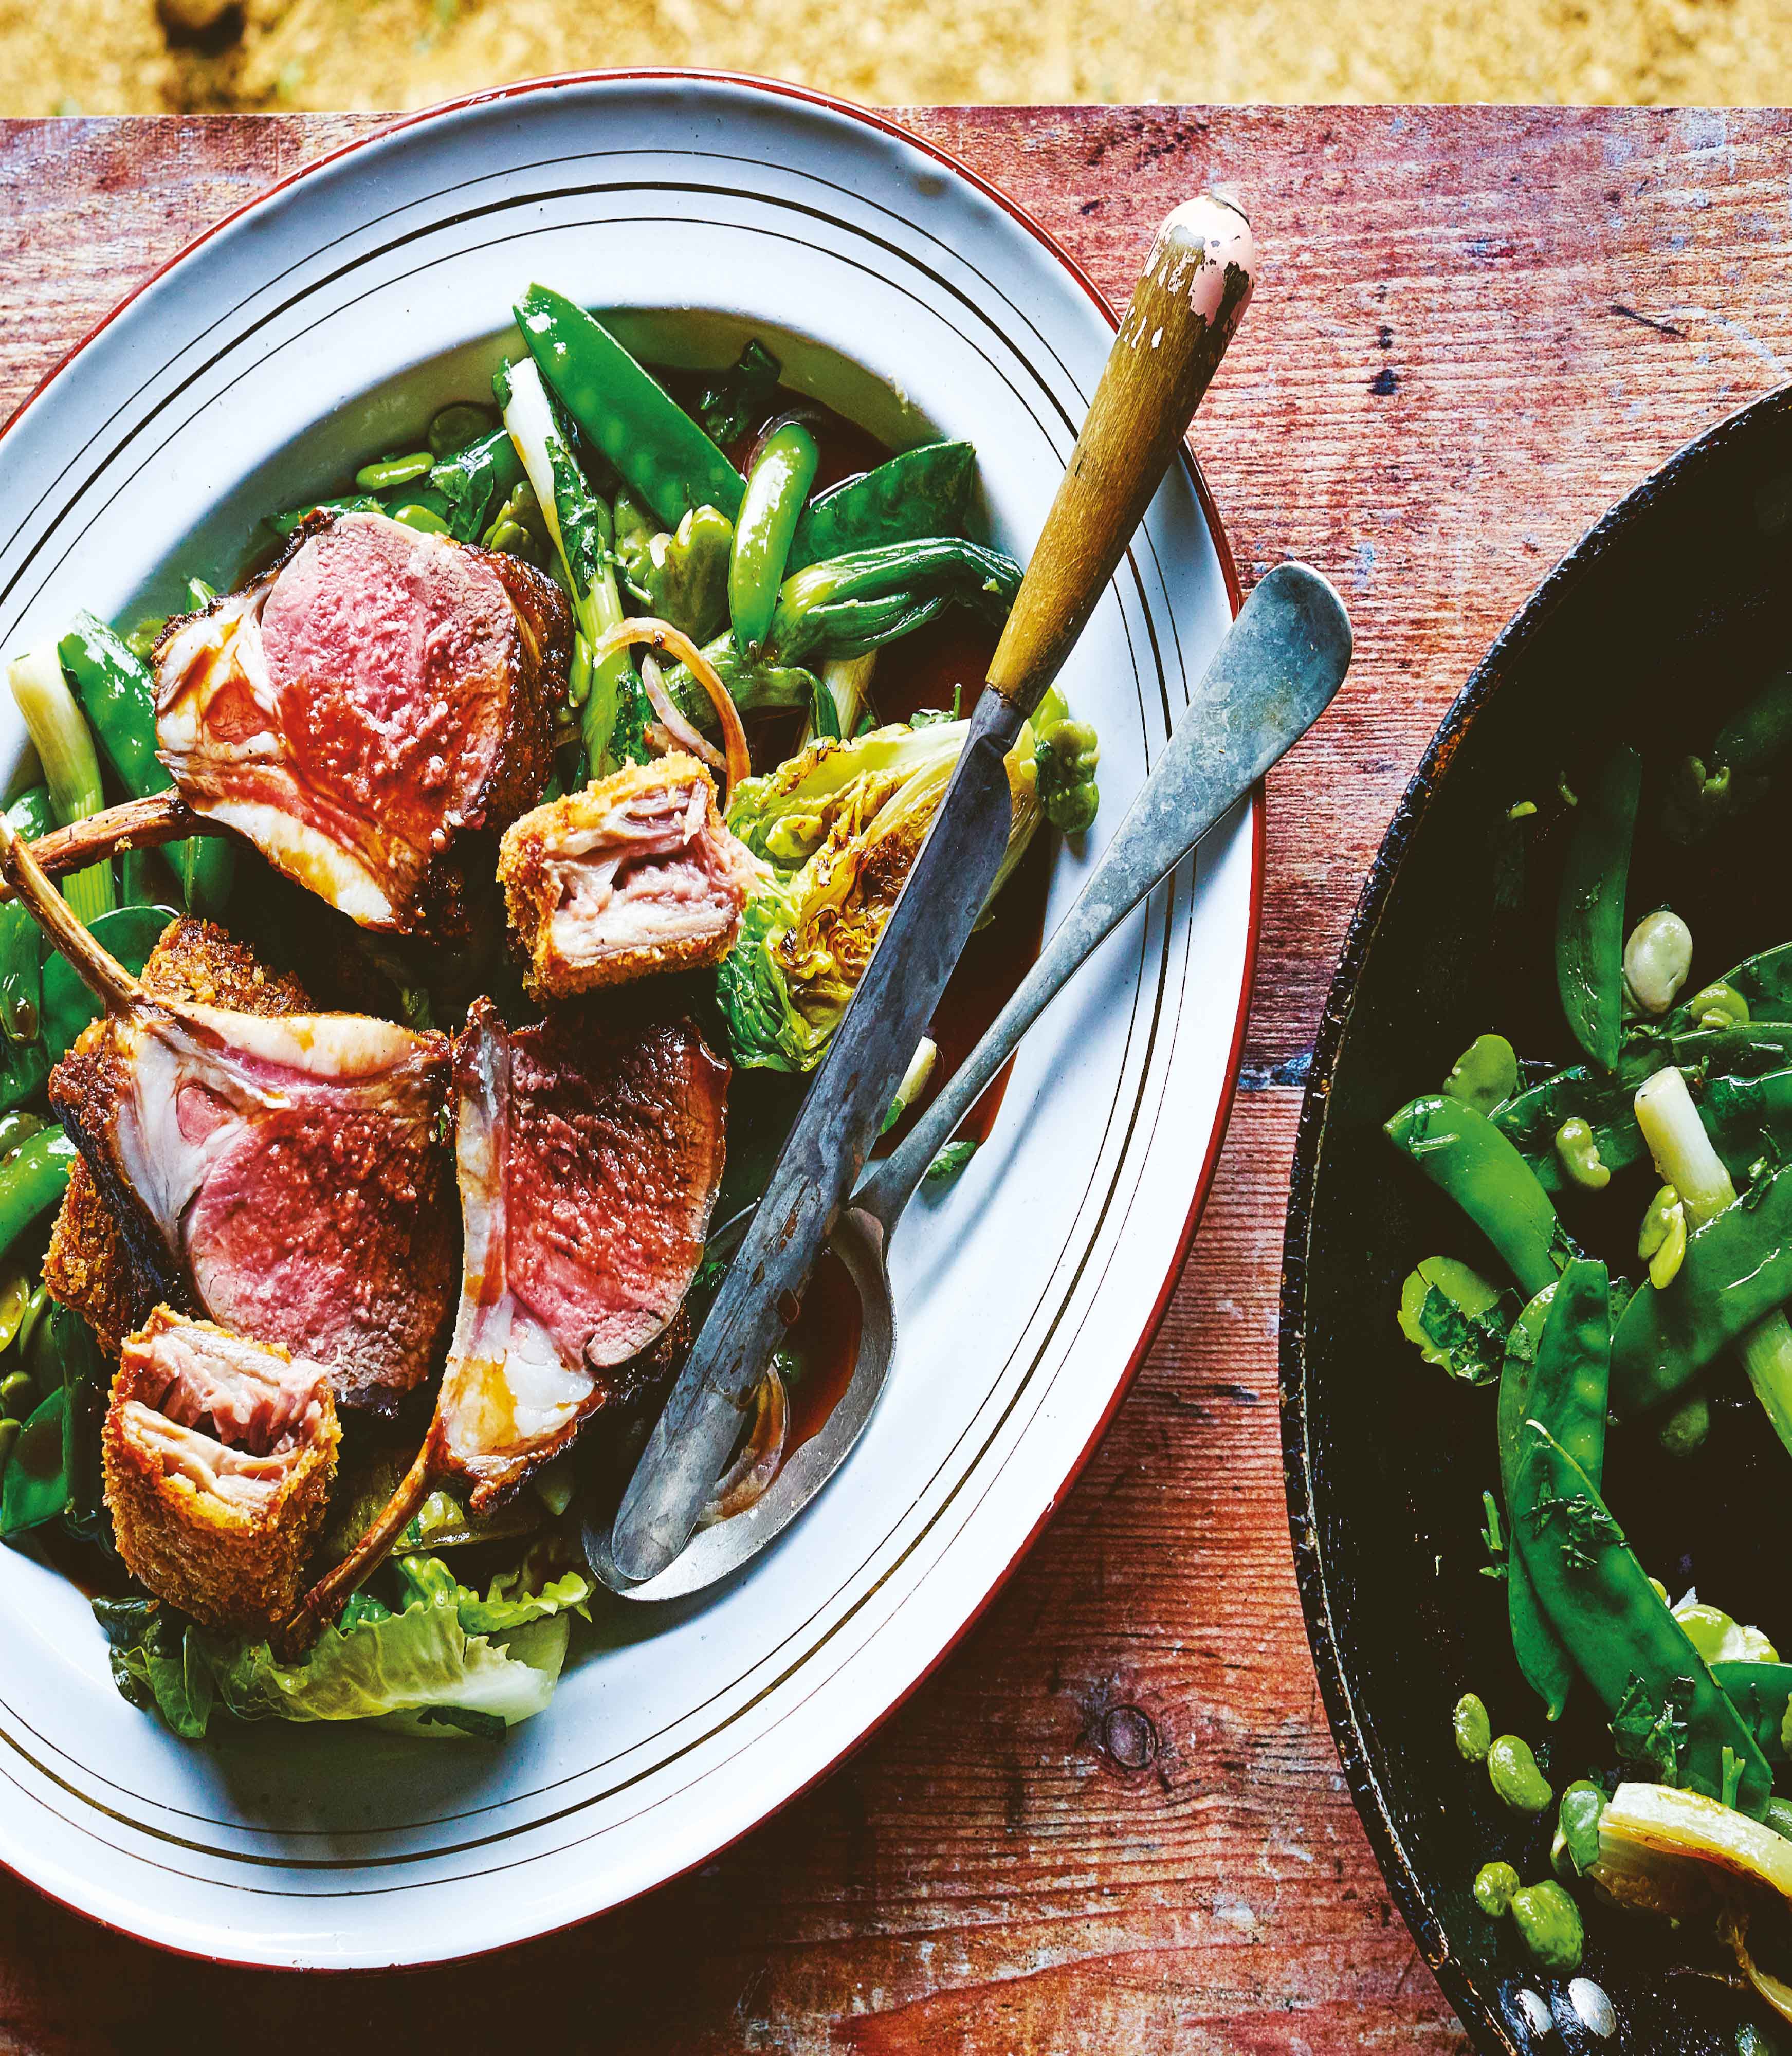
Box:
<box><xmin>103</xmin><ymin>1307</ymin><xmax>339</xmax><ymax>1633</ymax></box>
<box><xmin>498</xmin><ymin>755</ymin><xmax>746</xmax><ymax>1001</ymax></box>
<box><xmin>44</xmin><ymin>918</ymin><xmax>312</xmax><ymax>1353</ymax></box>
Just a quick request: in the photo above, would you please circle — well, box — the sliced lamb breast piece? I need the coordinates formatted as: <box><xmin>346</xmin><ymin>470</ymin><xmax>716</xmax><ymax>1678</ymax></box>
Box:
<box><xmin>438</xmin><ymin>996</ymin><xmax>729</xmax><ymax>1503</ymax></box>
<box><xmin>285</xmin><ymin>995</ymin><xmax>728</xmax><ymax>1643</ymax></box>
<box><xmin>155</xmin><ymin>510</ymin><xmax>568</xmax><ymax>937</ymax></box>
<box><xmin>0</xmin><ymin>824</ymin><xmax>458</xmax><ymax>1413</ymax></box>
<box><xmin>105</xmin><ymin>1307</ymin><xmax>339</xmax><ymax>1632</ymax></box>
<box><xmin>498</xmin><ymin>754</ymin><xmax>761</xmax><ymax>1001</ymax></box>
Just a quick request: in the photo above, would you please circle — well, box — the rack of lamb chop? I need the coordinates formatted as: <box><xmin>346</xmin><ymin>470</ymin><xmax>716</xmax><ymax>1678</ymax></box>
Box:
<box><xmin>0</xmin><ymin>815</ymin><xmax>458</xmax><ymax>1412</ymax></box>
<box><xmin>284</xmin><ymin>995</ymin><xmax>728</xmax><ymax>1646</ymax></box>
<box><xmin>15</xmin><ymin>510</ymin><xmax>570</xmax><ymax>939</ymax></box>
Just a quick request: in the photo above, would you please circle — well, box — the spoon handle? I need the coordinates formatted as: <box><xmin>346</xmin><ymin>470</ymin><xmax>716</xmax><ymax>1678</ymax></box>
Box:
<box><xmin>986</xmin><ymin>196</ymin><xmax>1257</xmax><ymax>719</ymax></box>
<box><xmin>855</xmin><ymin>560</ymin><xmax>1352</xmax><ymax>1231</ymax></box>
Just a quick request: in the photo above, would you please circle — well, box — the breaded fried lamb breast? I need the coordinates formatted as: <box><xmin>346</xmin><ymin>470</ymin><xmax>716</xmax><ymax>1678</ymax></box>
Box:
<box><xmin>104</xmin><ymin>1307</ymin><xmax>339</xmax><ymax>1632</ymax></box>
<box><xmin>498</xmin><ymin>755</ymin><xmax>759</xmax><ymax>1001</ymax></box>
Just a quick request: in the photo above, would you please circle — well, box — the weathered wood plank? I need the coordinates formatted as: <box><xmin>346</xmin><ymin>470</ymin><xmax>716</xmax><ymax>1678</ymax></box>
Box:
<box><xmin>2</xmin><ymin>101</ymin><xmax>1784</xmax><ymax>2050</ymax></box>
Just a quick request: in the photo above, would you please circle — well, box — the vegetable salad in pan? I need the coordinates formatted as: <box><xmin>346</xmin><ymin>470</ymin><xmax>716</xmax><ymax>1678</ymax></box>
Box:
<box><xmin>1385</xmin><ymin>676</ymin><xmax>1792</xmax><ymax>2021</ymax></box>
<box><xmin>0</xmin><ymin>288</ymin><xmax>1100</xmax><ymax>1744</ymax></box>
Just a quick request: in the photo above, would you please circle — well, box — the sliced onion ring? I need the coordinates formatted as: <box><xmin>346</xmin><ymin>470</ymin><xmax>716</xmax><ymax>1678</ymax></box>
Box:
<box><xmin>591</xmin><ymin>616</ymin><xmax>750</xmax><ymax>804</ymax></box>
<box><xmin>699</xmin><ymin>1362</ymin><xmax>788</xmax><ymax>1526</ymax></box>
<box><xmin>639</xmin><ymin>654</ymin><xmax>725</xmax><ymax>775</ymax></box>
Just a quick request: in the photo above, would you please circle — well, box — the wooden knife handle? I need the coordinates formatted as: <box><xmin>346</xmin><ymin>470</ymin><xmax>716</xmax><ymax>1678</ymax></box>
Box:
<box><xmin>985</xmin><ymin>195</ymin><xmax>1258</xmax><ymax>721</ymax></box>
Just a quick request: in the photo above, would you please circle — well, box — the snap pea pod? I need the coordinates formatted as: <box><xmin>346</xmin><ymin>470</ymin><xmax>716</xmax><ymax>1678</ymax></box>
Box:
<box><xmin>1555</xmin><ymin>742</ymin><xmax>1642</xmax><ymax>1071</ymax></box>
<box><xmin>0</xmin><ymin>788</ymin><xmax>51</xmax><ymax>1042</ymax></box>
<box><xmin>1712</xmin><ymin>1661</ymin><xmax>1792</xmax><ymax>1762</ymax></box>
<box><xmin>1610</xmin><ymin>1161</ymin><xmax>1792</xmax><ymax>1416</ymax></box>
<box><xmin>0</xmin><ymin>1382</ymin><xmax>66</xmax><ymax>1536</ymax></box>
<box><xmin>516</xmin><ymin>285</ymin><xmax>746</xmax><ymax>526</ymax></box>
<box><xmin>1698</xmin><ymin>1066</ymin><xmax>1792</xmax><ymax>1180</ymax></box>
<box><xmin>58</xmin><ymin>614</ymin><xmax>234</xmax><ymax>916</ymax></box>
<box><xmin>1512</xmin><ymin>1421</ymin><xmax>1772</xmax><ymax>1815</ymax></box>
<box><xmin>53</xmin><ymin>1302</ymin><xmax>108</xmax><ymax>1542</ymax></box>
<box><xmin>1496</xmin><ymin>1025</ymin><xmax>1792</xmax><ymax>1192</ymax></box>
<box><xmin>730</xmin><ymin>420</ymin><xmax>820</xmax><ymax>657</ymax></box>
<box><xmin>1664</xmin><ymin>669</ymin><xmax>1792</xmax><ymax>842</ymax></box>
<box><xmin>0</xmin><ymin>904</ymin><xmax>175</xmax><ymax>1115</ymax></box>
<box><xmin>1384</xmin><ymin>1094</ymin><xmax>1575</xmax><ymax>1299</ymax></box>
<box><xmin>0</xmin><ymin>1128</ymin><xmax>78</xmax><ymax>1258</ymax></box>
<box><xmin>1499</xmin><ymin>1264</ymin><xmax>1610</xmax><ymax>1717</ymax></box>
<box><xmin>766</xmin><ymin>538</ymin><xmax>1023</xmax><ymax>666</ymax></box>
<box><xmin>1499</xmin><ymin>1284</ymin><xmax>1575</xmax><ymax>1718</ymax></box>
<box><xmin>787</xmin><ymin>440</ymin><xmax>977</xmax><ymax>573</ymax></box>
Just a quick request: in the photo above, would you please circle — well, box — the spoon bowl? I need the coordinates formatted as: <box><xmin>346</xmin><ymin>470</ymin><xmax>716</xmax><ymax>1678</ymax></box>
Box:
<box><xmin>591</xmin><ymin>558</ymin><xmax>1352</xmax><ymax>1599</ymax></box>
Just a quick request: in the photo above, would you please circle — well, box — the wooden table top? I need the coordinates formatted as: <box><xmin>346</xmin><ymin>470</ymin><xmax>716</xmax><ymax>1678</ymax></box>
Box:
<box><xmin>3</xmin><ymin>98</ymin><xmax>1790</xmax><ymax>2053</ymax></box>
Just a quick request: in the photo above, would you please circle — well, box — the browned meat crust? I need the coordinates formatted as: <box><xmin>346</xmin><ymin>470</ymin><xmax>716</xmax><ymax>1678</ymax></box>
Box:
<box><xmin>45</xmin><ymin>917</ymin><xmax>312</xmax><ymax>1353</ymax></box>
<box><xmin>498</xmin><ymin>755</ymin><xmax>757</xmax><ymax>1001</ymax></box>
<box><xmin>104</xmin><ymin>1307</ymin><xmax>339</xmax><ymax>1632</ymax></box>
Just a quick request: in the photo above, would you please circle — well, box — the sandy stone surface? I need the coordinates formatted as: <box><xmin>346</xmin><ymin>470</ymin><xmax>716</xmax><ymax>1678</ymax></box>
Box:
<box><xmin>2</xmin><ymin>0</ymin><xmax>1789</xmax><ymax>116</ymax></box>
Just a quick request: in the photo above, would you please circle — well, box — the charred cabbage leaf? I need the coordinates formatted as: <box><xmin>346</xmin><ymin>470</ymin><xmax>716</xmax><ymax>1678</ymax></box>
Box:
<box><xmin>716</xmin><ymin>691</ymin><xmax>1065</xmax><ymax>1070</ymax></box>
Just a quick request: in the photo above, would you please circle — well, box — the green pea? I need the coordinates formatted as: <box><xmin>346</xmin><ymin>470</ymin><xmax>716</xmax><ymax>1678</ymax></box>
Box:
<box><xmin>1452</xmin><ymin>1691</ymin><xmax>1492</xmax><ymax>1761</ymax></box>
<box><xmin>14</xmin><ymin>1285</ymin><xmax>49</xmax><ymax>1374</ymax></box>
<box><xmin>125</xmin><ymin>616</ymin><xmax>167</xmax><ymax>662</ymax></box>
<box><xmin>1551</xmin><ymin>1780</ymin><xmax>1606</xmax><ymax>1877</ymax></box>
<box><xmin>1554</xmin><ymin>1116</ymin><xmax>1611</xmax><ymax>1191</ymax></box>
<box><xmin>1623</xmin><ymin>908</ymin><xmax>1694</xmax><ymax>1015</ymax></box>
<box><xmin>0</xmin><ymin>1270</ymin><xmax>29</xmax><ymax>1353</ymax></box>
<box><xmin>428</xmin><ymin>403</ymin><xmax>495</xmax><ymax>458</ymax></box>
<box><xmin>0</xmin><ymin>1111</ymin><xmax>45</xmax><ymax>1164</ymax></box>
<box><xmin>1656</xmin><ymin>1388</ymin><xmax>1710</xmax><ymax>1456</ymax></box>
<box><xmin>0</xmin><ymin>1418</ymin><xmax>21</xmax><ymax>1473</ymax></box>
<box><xmin>1473</xmin><ymin>1859</ymin><xmax>1519</xmax><ymax>1916</ymax></box>
<box><xmin>390</xmin><ymin>503</ymin><xmax>450</xmax><ymax>536</ymax></box>
<box><xmin>1510</xmin><ymin>1879</ymin><xmax>1584</xmax><ymax>1971</ymax></box>
<box><xmin>1639</xmin><ymin>1183</ymin><xmax>1687</xmax><ymax>1288</ymax></box>
<box><xmin>1487</xmin><ymin>1733</ymin><xmax>1553</xmax><ymax>1813</ymax></box>
<box><xmin>1690</xmin><ymin>980</ymin><xmax>1750</xmax><ymax>1031</ymax></box>
<box><xmin>354</xmin><ymin>451</ymin><xmax>433</xmax><ymax>492</ymax></box>
<box><xmin>485</xmin><ymin>520</ymin><xmax>538</xmax><ymax>562</ymax></box>
<box><xmin>1443</xmin><ymin>1033</ymin><xmax>1519</xmax><ymax>1117</ymax></box>
<box><xmin>0</xmin><ymin>1371</ymin><xmax>35</xmax><ymax>1422</ymax></box>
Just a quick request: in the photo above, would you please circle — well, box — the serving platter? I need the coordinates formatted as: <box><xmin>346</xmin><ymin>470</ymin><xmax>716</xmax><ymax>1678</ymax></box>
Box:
<box><xmin>1282</xmin><ymin>383</ymin><xmax>1792</xmax><ymax>2053</ymax></box>
<box><xmin>0</xmin><ymin>71</ymin><xmax>1253</xmax><ymax>1967</ymax></box>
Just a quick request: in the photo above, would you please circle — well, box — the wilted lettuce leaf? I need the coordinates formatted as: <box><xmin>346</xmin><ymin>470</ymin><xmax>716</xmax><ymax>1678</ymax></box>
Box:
<box><xmin>95</xmin><ymin>1552</ymin><xmax>591</xmax><ymax>1742</ymax></box>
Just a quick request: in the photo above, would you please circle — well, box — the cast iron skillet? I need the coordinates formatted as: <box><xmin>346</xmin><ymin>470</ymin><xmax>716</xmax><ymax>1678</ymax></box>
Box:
<box><xmin>1282</xmin><ymin>382</ymin><xmax>1792</xmax><ymax>2054</ymax></box>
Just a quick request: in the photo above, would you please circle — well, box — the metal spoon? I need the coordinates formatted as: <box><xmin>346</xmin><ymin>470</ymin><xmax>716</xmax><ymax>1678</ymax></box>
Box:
<box><xmin>586</xmin><ymin>557</ymin><xmax>1351</xmax><ymax>1601</ymax></box>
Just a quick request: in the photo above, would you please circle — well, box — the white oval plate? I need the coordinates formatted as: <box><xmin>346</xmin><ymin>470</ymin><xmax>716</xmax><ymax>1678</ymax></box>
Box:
<box><xmin>0</xmin><ymin>72</ymin><xmax>1256</xmax><ymax>1967</ymax></box>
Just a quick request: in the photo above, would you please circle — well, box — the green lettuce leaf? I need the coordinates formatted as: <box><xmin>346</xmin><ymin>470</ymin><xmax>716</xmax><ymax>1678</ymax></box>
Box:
<box><xmin>94</xmin><ymin>1552</ymin><xmax>592</xmax><ymax>1742</ymax></box>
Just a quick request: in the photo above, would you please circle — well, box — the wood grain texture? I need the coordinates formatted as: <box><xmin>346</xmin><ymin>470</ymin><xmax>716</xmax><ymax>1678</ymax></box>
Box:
<box><xmin>4</xmin><ymin>101</ymin><xmax>1792</xmax><ymax>2052</ymax></box>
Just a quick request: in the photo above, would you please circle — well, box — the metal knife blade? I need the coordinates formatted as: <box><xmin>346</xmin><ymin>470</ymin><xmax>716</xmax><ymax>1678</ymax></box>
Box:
<box><xmin>609</xmin><ymin>688</ymin><xmax>1026</xmax><ymax>1583</ymax></box>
